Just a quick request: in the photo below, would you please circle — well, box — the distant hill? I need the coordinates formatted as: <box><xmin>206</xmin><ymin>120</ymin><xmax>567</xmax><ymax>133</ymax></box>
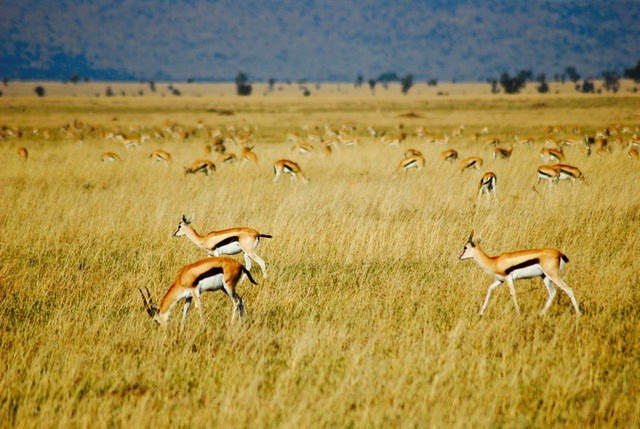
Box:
<box><xmin>1</xmin><ymin>0</ymin><xmax>639</xmax><ymax>82</ymax></box>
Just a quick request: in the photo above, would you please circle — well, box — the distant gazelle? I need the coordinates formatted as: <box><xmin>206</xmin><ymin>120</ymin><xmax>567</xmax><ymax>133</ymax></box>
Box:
<box><xmin>541</xmin><ymin>148</ymin><xmax>564</xmax><ymax>163</ymax></box>
<box><xmin>396</xmin><ymin>154</ymin><xmax>425</xmax><ymax>172</ymax></box>
<box><xmin>440</xmin><ymin>149</ymin><xmax>458</xmax><ymax>162</ymax></box>
<box><xmin>477</xmin><ymin>172</ymin><xmax>497</xmax><ymax>200</ymax></box>
<box><xmin>101</xmin><ymin>152</ymin><xmax>120</xmax><ymax>162</ymax></box>
<box><xmin>513</xmin><ymin>136</ymin><xmax>534</xmax><ymax>146</ymax></box>
<box><xmin>138</xmin><ymin>257</ymin><xmax>256</xmax><ymax>329</ymax></box>
<box><xmin>185</xmin><ymin>160</ymin><xmax>215</xmax><ymax>176</ymax></box>
<box><xmin>552</xmin><ymin>164</ymin><xmax>583</xmax><ymax>182</ymax></box>
<box><xmin>150</xmin><ymin>149</ymin><xmax>172</xmax><ymax>164</ymax></box>
<box><xmin>628</xmin><ymin>147</ymin><xmax>639</xmax><ymax>160</ymax></box>
<box><xmin>458</xmin><ymin>231</ymin><xmax>581</xmax><ymax>316</ymax></box>
<box><xmin>404</xmin><ymin>148</ymin><xmax>423</xmax><ymax>158</ymax></box>
<box><xmin>459</xmin><ymin>156</ymin><xmax>483</xmax><ymax>172</ymax></box>
<box><xmin>17</xmin><ymin>147</ymin><xmax>28</xmax><ymax>160</ymax></box>
<box><xmin>537</xmin><ymin>165</ymin><xmax>560</xmax><ymax>185</ymax></box>
<box><xmin>273</xmin><ymin>159</ymin><xmax>308</xmax><ymax>183</ymax></box>
<box><xmin>292</xmin><ymin>142</ymin><xmax>315</xmax><ymax>154</ymax></box>
<box><xmin>493</xmin><ymin>146</ymin><xmax>513</xmax><ymax>159</ymax></box>
<box><xmin>241</xmin><ymin>146</ymin><xmax>258</xmax><ymax>163</ymax></box>
<box><xmin>173</xmin><ymin>214</ymin><xmax>271</xmax><ymax>277</ymax></box>
<box><xmin>218</xmin><ymin>153</ymin><xmax>237</xmax><ymax>164</ymax></box>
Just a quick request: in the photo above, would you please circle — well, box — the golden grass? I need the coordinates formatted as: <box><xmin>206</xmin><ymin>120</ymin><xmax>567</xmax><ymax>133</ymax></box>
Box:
<box><xmin>1</xmin><ymin>90</ymin><xmax>639</xmax><ymax>427</ymax></box>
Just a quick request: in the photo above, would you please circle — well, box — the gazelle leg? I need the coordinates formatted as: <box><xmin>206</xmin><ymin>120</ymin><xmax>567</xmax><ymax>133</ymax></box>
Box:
<box><xmin>480</xmin><ymin>279</ymin><xmax>503</xmax><ymax>315</ymax></box>
<box><xmin>192</xmin><ymin>290</ymin><xmax>205</xmax><ymax>324</ymax></box>
<box><xmin>549</xmin><ymin>275</ymin><xmax>581</xmax><ymax>315</ymax></box>
<box><xmin>247</xmin><ymin>250</ymin><xmax>267</xmax><ymax>278</ymax></box>
<box><xmin>243</xmin><ymin>252</ymin><xmax>252</xmax><ymax>270</ymax></box>
<box><xmin>181</xmin><ymin>297</ymin><xmax>192</xmax><ymax>330</ymax></box>
<box><xmin>223</xmin><ymin>283</ymin><xmax>239</xmax><ymax>324</ymax></box>
<box><xmin>506</xmin><ymin>276</ymin><xmax>520</xmax><ymax>314</ymax></box>
<box><xmin>234</xmin><ymin>292</ymin><xmax>244</xmax><ymax>322</ymax></box>
<box><xmin>540</xmin><ymin>275</ymin><xmax>557</xmax><ymax>316</ymax></box>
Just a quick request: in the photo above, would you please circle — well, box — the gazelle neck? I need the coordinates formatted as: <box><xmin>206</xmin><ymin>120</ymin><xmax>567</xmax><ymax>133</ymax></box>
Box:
<box><xmin>183</xmin><ymin>226</ymin><xmax>206</xmax><ymax>248</ymax></box>
<box><xmin>472</xmin><ymin>245</ymin><xmax>496</xmax><ymax>274</ymax></box>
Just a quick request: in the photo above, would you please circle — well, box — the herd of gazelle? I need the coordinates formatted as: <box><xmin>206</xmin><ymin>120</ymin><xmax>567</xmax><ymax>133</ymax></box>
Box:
<box><xmin>15</xmin><ymin>121</ymin><xmax>639</xmax><ymax>326</ymax></box>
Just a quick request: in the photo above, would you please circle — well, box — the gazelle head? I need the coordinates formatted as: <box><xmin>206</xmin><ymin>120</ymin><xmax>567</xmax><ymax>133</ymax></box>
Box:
<box><xmin>138</xmin><ymin>287</ymin><xmax>162</xmax><ymax>325</ymax></box>
<box><xmin>172</xmin><ymin>213</ymin><xmax>195</xmax><ymax>237</ymax></box>
<box><xmin>459</xmin><ymin>231</ymin><xmax>481</xmax><ymax>260</ymax></box>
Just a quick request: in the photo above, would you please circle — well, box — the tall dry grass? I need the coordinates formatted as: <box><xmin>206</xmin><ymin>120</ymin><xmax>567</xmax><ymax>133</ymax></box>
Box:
<box><xmin>1</xmin><ymin>92</ymin><xmax>639</xmax><ymax>427</ymax></box>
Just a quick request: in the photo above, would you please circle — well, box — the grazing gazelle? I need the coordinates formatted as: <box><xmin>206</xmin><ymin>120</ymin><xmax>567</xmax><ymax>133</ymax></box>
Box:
<box><xmin>552</xmin><ymin>164</ymin><xmax>584</xmax><ymax>182</ymax></box>
<box><xmin>241</xmin><ymin>146</ymin><xmax>258</xmax><ymax>163</ymax></box>
<box><xmin>396</xmin><ymin>154</ymin><xmax>425</xmax><ymax>172</ymax></box>
<box><xmin>628</xmin><ymin>147</ymin><xmax>639</xmax><ymax>160</ymax></box>
<box><xmin>185</xmin><ymin>160</ymin><xmax>215</xmax><ymax>176</ymax></box>
<box><xmin>173</xmin><ymin>214</ymin><xmax>271</xmax><ymax>277</ymax></box>
<box><xmin>493</xmin><ymin>146</ymin><xmax>513</xmax><ymax>159</ymax></box>
<box><xmin>404</xmin><ymin>148</ymin><xmax>423</xmax><ymax>158</ymax></box>
<box><xmin>101</xmin><ymin>152</ymin><xmax>121</xmax><ymax>162</ymax></box>
<box><xmin>138</xmin><ymin>257</ymin><xmax>257</xmax><ymax>329</ymax></box>
<box><xmin>477</xmin><ymin>172</ymin><xmax>497</xmax><ymax>200</ymax></box>
<box><xmin>458</xmin><ymin>231</ymin><xmax>581</xmax><ymax>316</ymax></box>
<box><xmin>292</xmin><ymin>142</ymin><xmax>315</xmax><ymax>154</ymax></box>
<box><xmin>440</xmin><ymin>149</ymin><xmax>458</xmax><ymax>162</ymax></box>
<box><xmin>150</xmin><ymin>149</ymin><xmax>172</xmax><ymax>164</ymax></box>
<box><xmin>218</xmin><ymin>153</ymin><xmax>237</xmax><ymax>164</ymax></box>
<box><xmin>459</xmin><ymin>156</ymin><xmax>483</xmax><ymax>172</ymax></box>
<box><xmin>537</xmin><ymin>165</ymin><xmax>560</xmax><ymax>185</ymax></box>
<box><xmin>17</xmin><ymin>147</ymin><xmax>28</xmax><ymax>160</ymax></box>
<box><xmin>513</xmin><ymin>136</ymin><xmax>534</xmax><ymax>146</ymax></box>
<box><xmin>541</xmin><ymin>148</ymin><xmax>564</xmax><ymax>163</ymax></box>
<box><xmin>273</xmin><ymin>159</ymin><xmax>308</xmax><ymax>183</ymax></box>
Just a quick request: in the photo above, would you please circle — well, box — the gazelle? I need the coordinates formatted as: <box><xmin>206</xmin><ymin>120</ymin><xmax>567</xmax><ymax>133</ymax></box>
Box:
<box><xmin>477</xmin><ymin>172</ymin><xmax>497</xmax><ymax>200</ymax></box>
<box><xmin>404</xmin><ymin>148</ymin><xmax>422</xmax><ymax>158</ymax></box>
<box><xmin>459</xmin><ymin>156</ymin><xmax>483</xmax><ymax>172</ymax></box>
<box><xmin>150</xmin><ymin>149</ymin><xmax>172</xmax><ymax>164</ymax></box>
<box><xmin>241</xmin><ymin>146</ymin><xmax>258</xmax><ymax>163</ymax></box>
<box><xmin>458</xmin><ymin>231</ymin><xmax>581</xmax><ymax>316</ymax></box>
<box><xmin>484</xmin><ymin>137</ymin><xmax>500</xmax><ymax>147</ymax></box>
<box><xmin>493</xmin><ymin>146</ymin><xmax>513</xmax><ymax>159</ymax></box>
<box><xmin>628</xmin><ymin>147</ymin><xmax>639</xmax><ymax>160</ymax></box>
<box><xmin>185</xmin><ymin>160</ymin><xmax>215</xmax><ymax>176</ymax></box>
<box><xmin>218</xmin><ymin>153</ymin><xmax>237</xmax><ymax>164</ymax></box>
<box><xmin>552</xmin><ymin>164</ymin><xmax>583</xmax><ymax>182</ymax></box>
<box><xmin>17</xmin><ymin>147</ymin><xmax>28</xmax><ymax>160</ymax></box>
<box><xmin>537</xmin><ymin>165</ymin><xmax>560</xmax><ymax>185</ymax></box>
<box><xmin>396</xmin><ymin>154</ymin><xmax>425</xmax><ymax>172</ymax></box>
<box><xmin>138</xmin><ymin>257</ymin><xmax>257</xmax><ymax>329</ymax></box>
<box><xmin>173</xmin><ymin>214</ymin><xmax>271</xmax><ymax>277</ymax></box>
<box><xmin>292</xmin><ymin>142</ymin><xmax>315</xmax><ymax>154</ymax></box>
<box><xmin>440</xmin><ymin>149</ymin><xmax>458</xmax><ymax>162</ymax></box>
<box><xmin>541</xmin><ymin>148</ymin><xmax>564</xmax><ymax>163</ymax></box>
<box><xmin>101</xmin><ymin>152</ymin><xmax>120</xmax><ymax>162</ymax></box>
<box><xmin>560</xmin><ymin>136</ymin><xmax>585</xmax><ymax>147</ymax></box>
<box><xmin>382</xmin><ymin>133</ymin><xmax>406</xmax><ymax>146</ymax></box>
<box><xmin>513</xmin><ymin>136</ymin><xmax>534</xmax><ymax>146</ymax></box>
<box><xmin>273</xmin><ymin>159</ymin><xmax>308</xmax><ymax>183</ymax></box>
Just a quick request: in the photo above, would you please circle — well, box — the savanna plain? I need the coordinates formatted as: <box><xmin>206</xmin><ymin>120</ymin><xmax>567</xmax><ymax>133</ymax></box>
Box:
<box><xmin>1</xmin><ymin>83</ymin><xmax>640</xmax><ymax>427</ymax></box>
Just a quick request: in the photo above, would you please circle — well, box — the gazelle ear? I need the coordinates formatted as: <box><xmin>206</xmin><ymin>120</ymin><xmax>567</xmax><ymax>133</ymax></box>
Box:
<box><xmin>477</xmin><ymin>236</ymin><xmax>483</xmax><ymax>244</ymax></box>
<box><xmin>182</xmin><ymin>214</ymin><xmax>188</xmax><ymax>223</ymax></box>
<box><xmin>188</xmin><ymin>213</ymin><xmax>195</xmax><ymax>224</ymax></box>
<box><xmin>467</xmin><ymin>230</ymin><xmax>474</xmax><ymax>242</ymax></box>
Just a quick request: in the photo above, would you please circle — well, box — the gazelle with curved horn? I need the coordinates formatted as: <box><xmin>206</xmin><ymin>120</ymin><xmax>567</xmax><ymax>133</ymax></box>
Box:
<box><xmin>173</xmin><ymin>214</ymin><xmax>271</xmax><ymax>277</ymax></box>
<box><xmin>138</xmin><ymin>257</ymin><xmax>257</xmax><ymax>329</ymax></box>
<box><xmin>458</xmin><ymin>231</ymin><xmax>581</xmax><ymax>316</ymax></box>
<box><xmin>273</xmin><ymin>159</ymin><xmax>308</xmax><ymax>183</ymax></box>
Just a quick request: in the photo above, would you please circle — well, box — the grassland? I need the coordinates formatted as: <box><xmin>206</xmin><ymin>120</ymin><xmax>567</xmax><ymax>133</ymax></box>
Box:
<box><xmin>1</xmin><ymin>86</ymin><xmax>640</xmax><ymax>427</ymax></box>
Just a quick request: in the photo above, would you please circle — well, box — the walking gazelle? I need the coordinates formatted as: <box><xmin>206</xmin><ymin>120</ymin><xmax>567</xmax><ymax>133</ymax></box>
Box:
<box><xmin>458</xmin><ymin>231</ymin><xmax>581</xmax><ymax>316</ymax></box>
<box><xmin>173</xmin><ymin>214</ymin><xmax>271</xmax><ymax>277</ymax></box>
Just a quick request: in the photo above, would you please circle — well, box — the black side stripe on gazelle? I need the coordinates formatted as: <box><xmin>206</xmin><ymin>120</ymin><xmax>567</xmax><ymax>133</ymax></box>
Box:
<box><xmin>538</xmin><ymin>170</ymin><xmax>553</xmax><ymax>177</ymax></box>
<box><xmin>212</xmin><ymin>236</ymin><xmax>240</xmax><ymax>250</ymax></box>
<box><xmin>504</xmin><ymin>258</ymin><xmax>540</xmax><ymax>275</ymax></box>
<box><xmin>193</xmin><ymin>266</ymin><xmax>224</xmax><ymax>284</ymax></box>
